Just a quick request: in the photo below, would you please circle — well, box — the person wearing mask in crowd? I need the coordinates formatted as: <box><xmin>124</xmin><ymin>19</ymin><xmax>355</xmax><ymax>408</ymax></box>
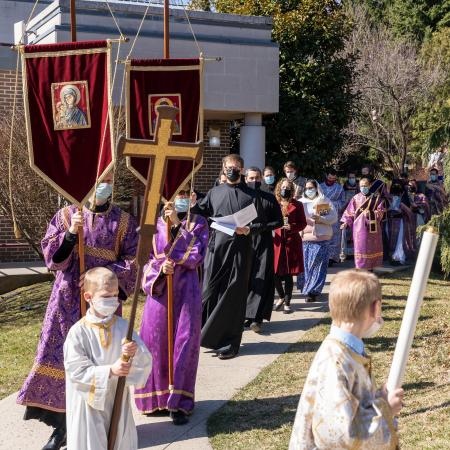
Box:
<box><xmin>343</xmin><ymin>171</ymin><xmax>359</xmax><ymax>205</ymax></box>
<box><xmin>273</xmin><ymin>178</ymin><xmax>307</xmax><ymax>313</ymax></box>
<box><xmin>214</xmin><ymin>170</ymin><xmax>228</xmax><ymax>187</ymax></box>
<box><xmin>261</xmin><ymin>165</ymin><xmax>277</xmax><ymax>194</ymax></box>
<box><xmin>427</xmin><ymin>145</ymin><xmax>447</xmax><ymax>181</ymax></box>
<box><xmin>361</xmin><ymin>164</ymin><xmax>388</xmax><ymax>199</ymax></box>
<box><xmin>17</xmin><ymin>173</ymin><xmax>138</xmax><ymax>450</ymax></box>
<box><xmin>297</xmin><ymin>180</ymin><xmax>337</xmax><ymax>302</ymax></box>
<box><xmin>135</xmin><ymin>188</ymin><xmax>208</xmax><ymax>425</ymax></box>
<box><xmin>245</xmin><ymin>167</ymin><xmax>283</xmax><ymax>332</ymax></box>
<box><xmin>361</xmin><ymin>164</ymin><xmax>389</xmax><ymax>260</ymax></box>
<box><xmin>341</xmin><ymin>178</ymin><xmax>385</xmax><ymax>271</ymax></box>
<box><xmin>425</xmin><ymin>168</ymin><xmax>448</xmax><ymax>216</ymax></box>
<box><xmin>192</xmin><ymin>154</ymin><xmax>257</xmax><ymax>360</ymax></box>
<box><xmin>386</xmin><ymin>183</ymin><xmax>417</xmax><ymax>265</ymax></box>
<box><xmin>320</xmin><ymin>169</ymin><xmax>346</xmax><ymax>265</ymax></box>
<box><xmin>283</xmin><ymin>161</ymin><xmax>306</xmax><ymax>199</ymax></box>
<box><xmin>407</xmin><ymin>179</ymin><xmax>430</xmax><ymax>227</ymax></box>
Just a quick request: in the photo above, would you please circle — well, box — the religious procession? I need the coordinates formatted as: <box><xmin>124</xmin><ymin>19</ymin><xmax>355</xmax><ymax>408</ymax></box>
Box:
<box><xmin>0</xmin><ymin>1</ymin><xmax>449</xmax><ymax>450</ymax></box>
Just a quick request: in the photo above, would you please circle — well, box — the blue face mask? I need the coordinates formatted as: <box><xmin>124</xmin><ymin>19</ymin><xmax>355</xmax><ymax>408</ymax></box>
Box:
<box><xmin>305</xmin><ymin>188</ymin><xmax>317</xmax><ymax>199</ymax></box>
<box><xmin>348</xmin><ymin>177</ymin><xmax>356</xmax><ymax>186</ymax></box>
<box><xmin>360</xmin><ymin>186</ymin><xmax>370</xmax><ymax>196</ymax></box>
<box><xmin>174</xmin><ymin>198</ymin><xmax>190</xmax><ymax>213</ymax></box>
<box><xmin>95</xmin><ymin>183</ymin><xmax>112</xmax><ymax>201</ymax></box>
<box><xmin>430</xmin><ymin>175</ymin><xmax>438</xmax><ymax>182</ymax></box>
<box><xmin>264</xmin><ymin>175</ymin><xmax>275</xmax><ymax>185</ymax></box>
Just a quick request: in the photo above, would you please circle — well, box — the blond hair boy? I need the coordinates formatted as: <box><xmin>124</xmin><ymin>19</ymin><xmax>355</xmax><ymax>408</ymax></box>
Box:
<box><xmin>289</xmin><ymin>269</ymin><xmax>404</xmax><ymax>449</ymax></box>
<box><xmin>64</xmin><ymin>267</ymin><xmax>152</xmax><ymax>450</ymax></box>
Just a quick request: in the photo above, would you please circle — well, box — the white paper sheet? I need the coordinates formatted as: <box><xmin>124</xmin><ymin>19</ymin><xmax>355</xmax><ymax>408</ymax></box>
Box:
<box><xmin>211</xmin><ymin>203</ymin><xmax>257</xmax><ymax>227</ymax></box>
<box><xmin>210</xmin><ymin>203</ymin><xmax>258</xmax><ymax>235</ymax></box>
<box><xmin>210</xmin><ymin>221</ymin><xmax>236</xmax><ymax>236</ymax></box>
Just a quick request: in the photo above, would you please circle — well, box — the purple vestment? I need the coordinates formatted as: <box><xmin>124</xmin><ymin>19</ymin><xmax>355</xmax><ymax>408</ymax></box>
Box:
<box><xmin>320</xmin><ymin>182</ymin><xmax>346</xmax><ymax>262</ymax></box>
<box><xmin>17</xmin><ymin>204</ymin><xmax>137</xmax><ymax>412</ymax></box>
<box><xmin>341</xmin><ymin>193</ymin><xmax>385</xmax><ymax>270</ymax></box>
<box><xmin>135</xmin><ymin>214</ymin><xmax>208</xmax><ymax>414</ymax></box>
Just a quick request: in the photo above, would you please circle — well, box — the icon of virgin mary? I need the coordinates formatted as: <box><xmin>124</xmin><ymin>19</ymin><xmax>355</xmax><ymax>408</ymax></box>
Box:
<box><xmin>56</xmin><ymin>84</ymin><xmax>88</xmax><ymax>128</ymax></box>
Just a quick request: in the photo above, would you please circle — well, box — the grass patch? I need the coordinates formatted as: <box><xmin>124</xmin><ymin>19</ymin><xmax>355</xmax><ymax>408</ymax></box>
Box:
<box><xmin>0</xmin><ymin>282</ymin><xmax>146</xmax><ymax>400</ymax></box>
<box><xmin>208</xmin><ymin>271</ymin><xmax>450</xmax><ymax>450</ymax></box>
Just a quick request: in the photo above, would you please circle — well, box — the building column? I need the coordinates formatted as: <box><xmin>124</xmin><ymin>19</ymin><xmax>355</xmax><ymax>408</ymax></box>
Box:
<box><xmin>240</xmin><ymin>113</ymin><xmax>265</xmax><ymax>170</ymax></box>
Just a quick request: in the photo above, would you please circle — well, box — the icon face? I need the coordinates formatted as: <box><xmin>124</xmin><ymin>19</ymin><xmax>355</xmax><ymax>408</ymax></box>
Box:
<box><xmin>149</xmin><ymin>94</ymin><xmax>182</xmax><ymax>136</ymax></box>
<box><xmin>51</xmin><ymin>81</ymin><xmax>91</xmax><ymax>130</ymax></box>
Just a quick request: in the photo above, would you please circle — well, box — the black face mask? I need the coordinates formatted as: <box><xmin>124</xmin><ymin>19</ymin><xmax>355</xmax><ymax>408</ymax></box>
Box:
<box><xmin>280</xmin><ymin>188</ymin><xmax>291</xmax><ymax>199</ymax></box>
<box><xmin>247</xmin><ymin>181</ymin><xmax>261</xmax><ymax>190</ymax></box>
<box><xmin>225</xmin><ymin>167</ymin><xmax>240</xmax><ymax>182</ymax></box>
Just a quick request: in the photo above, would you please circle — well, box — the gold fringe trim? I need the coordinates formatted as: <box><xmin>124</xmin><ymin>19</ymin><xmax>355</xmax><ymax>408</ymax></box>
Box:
<box><xmin>115</xmin><ymin>211</ymin><xmax>130</xmax><ymax>255</ymax></box>
<box><xmin>84</xmin><ymin>246</ymin><xmax>117</xmax><ymax>262</ymax></box>
<box><xmin>134</xmin><ymin>388</ymin><xmax>194</xmax><ymax>399</ymax></box>
<box><xmin>354</xmin><ymin>252</ymin><xmax>384</xmax><ymax>259</ymax></box>
<box><xmin>31</xmin><ymin>363</ymin><xmax>65</xmax><ymax>380</ymax></box>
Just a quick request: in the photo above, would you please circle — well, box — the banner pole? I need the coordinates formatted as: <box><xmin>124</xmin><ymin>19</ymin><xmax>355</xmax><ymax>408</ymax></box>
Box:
<box><xmin>69</xmin><ymin>0</ymin><xmax>85</xmax><ymax>318</ymax></box>
<box><xmin>163</xmin><ymin>0</ymin><xmax>175</xmax><ymax>393</ymax></box>
<box><xmin>70</xmin><ymin>0</ymin><xmax>77</xmax><ymax>42</ymax></box>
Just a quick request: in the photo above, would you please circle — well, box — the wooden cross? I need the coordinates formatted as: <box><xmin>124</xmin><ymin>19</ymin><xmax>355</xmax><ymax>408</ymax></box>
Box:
<box><xmin>117</xmin><ymin>105</ymin><xmax>202</xmax><ymax>266</ymax></box>
<box><xmin>109</xmin><ymin>104</ymin><xmax>202</xmax><ymax>450</ymax></box>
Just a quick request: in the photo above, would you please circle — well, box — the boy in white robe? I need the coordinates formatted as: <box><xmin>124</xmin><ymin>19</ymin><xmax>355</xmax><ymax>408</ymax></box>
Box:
<box><xmin>64</xmin><ymin>267</ymin><xmax>152</xmax><ymax>450</ymax></box>
<box><xmin>289</xmin><ymin>269</ymin><xmax>404</xmax><ymax>450</ymax></box>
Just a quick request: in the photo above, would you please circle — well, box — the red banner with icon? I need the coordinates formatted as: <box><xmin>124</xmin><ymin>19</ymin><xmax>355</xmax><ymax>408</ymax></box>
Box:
<box><xmin>126</xmin><ymin>58</ymin><xmax>203</xmax><ymax>199</ymax></box>
<box><xmin>22</xmin><ymin>40</ymin><xmax>114</xmax><ymax>206</ymax></box>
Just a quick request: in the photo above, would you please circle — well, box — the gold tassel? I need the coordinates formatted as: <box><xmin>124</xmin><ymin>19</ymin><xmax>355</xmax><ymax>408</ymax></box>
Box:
<box><xmin>13</xmin><ymin>220</ymin><xmax>22</xmax><ymax>239</ymax></box>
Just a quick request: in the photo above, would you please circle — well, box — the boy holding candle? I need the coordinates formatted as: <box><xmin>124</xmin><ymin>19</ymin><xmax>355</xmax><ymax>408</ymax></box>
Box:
<box><xmin>289</xmin><ymin>269</ymin><xmax>404</xmax><ymax>449</ymax></box>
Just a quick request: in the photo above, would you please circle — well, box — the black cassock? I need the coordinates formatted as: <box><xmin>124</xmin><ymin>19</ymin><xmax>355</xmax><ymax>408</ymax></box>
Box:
<box><xmin>246</xmin><ymin>189</ymin><xmax>283</xmax><ymax>322</ymax></box>
<box><xmin>193</xmin><ymin>181</ymin><xmax>256</xmax><ymax>353</ymax></box>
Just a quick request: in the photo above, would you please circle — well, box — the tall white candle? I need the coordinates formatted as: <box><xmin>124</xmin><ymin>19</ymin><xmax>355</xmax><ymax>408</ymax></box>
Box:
<box><xmin>387</xmin><ymin>227</ymin><xmax>439</xmax><ymax>392</ymax></box>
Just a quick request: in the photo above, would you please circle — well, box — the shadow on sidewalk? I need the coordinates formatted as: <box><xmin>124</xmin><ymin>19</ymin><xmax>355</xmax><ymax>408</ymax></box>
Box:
<box><xmin>137</xmin><ymin>399</ymin><xmax>225</xmax><ymax>448</ymax></box>
<box><xmin>255</xmin><ymin>316</ymin><xmax>325</xmax><ymax>337</ymax></box>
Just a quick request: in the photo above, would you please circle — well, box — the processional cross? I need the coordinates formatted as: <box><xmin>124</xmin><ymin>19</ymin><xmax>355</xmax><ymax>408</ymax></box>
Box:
<box><xmin>108</xmin><ymin>104</ymin><xmax>202</xmax><ymax>450</ymax></box>
<box><xmin>117</xmin><ymin>105</ymin><xmax>203</xmax><ymax>266</ymax></box>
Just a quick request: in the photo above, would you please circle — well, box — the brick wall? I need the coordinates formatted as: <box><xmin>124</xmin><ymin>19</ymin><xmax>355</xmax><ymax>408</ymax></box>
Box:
<box><xmin>0</xmin><ymin>214</ymin><xmax>41</xmax><ymax>262</ymax></box>
<box><xmin>0</xmin><ymin>69</ymin><xmax>38</xmax><ymax>262</ymax></box>
<box><xmin>0</xmin><ymin>69</ymin><xmax>22</xmax><ymax>117</ymax></box>
<box><xmin>195</xmin><ymin>120</ymin><xmax>232</xmax><ymax>194</ymax></box>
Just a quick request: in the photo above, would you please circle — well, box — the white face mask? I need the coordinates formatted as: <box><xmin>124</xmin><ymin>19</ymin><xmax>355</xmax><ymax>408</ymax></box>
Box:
<box><xmin>363</xmin><ymin>317</ymin><xmax>384</xmax><ymax>338</ymax></box>
<box><xmin>286</xmin><ymin>172</ymin><xmax>296</xmax><ymax>181</ymax></box>
<box><xmin>92</xmin><ymin>296</ymin><xmax>119</xmax><ymax>317</ymax></box>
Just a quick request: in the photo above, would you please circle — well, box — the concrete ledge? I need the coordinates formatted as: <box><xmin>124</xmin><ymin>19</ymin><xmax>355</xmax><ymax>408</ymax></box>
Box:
<box><xmin>0</xmin><ymin>263</ymin><xmax>53</xmax><ymax>295</ymax></box>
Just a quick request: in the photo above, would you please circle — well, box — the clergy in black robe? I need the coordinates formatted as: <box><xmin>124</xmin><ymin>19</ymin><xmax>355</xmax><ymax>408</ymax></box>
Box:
<box><xmin>192</xmin><ymin>154</ymin><xmax>256</xmax><ymax>359</ymax></box>
<box><xmin>244</xmin><ymin>167</ymin><xmax>283</xmax><ymax>333</ymax></box>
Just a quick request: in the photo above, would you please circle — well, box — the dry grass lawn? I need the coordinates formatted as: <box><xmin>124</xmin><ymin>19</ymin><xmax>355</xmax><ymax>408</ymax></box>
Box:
<box><xmin>0</xmin><ymin>282</ymin><xmax>145</xmax><ymax>400</ymax></box>
<box><xmin>208</xmin><ymin>271</ymin><xmax>450</xmax><ymax>450</ymax></box>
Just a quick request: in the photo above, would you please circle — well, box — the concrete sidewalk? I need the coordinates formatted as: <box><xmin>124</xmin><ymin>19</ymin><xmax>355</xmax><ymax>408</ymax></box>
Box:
<box><xmin>0</xmin><ymin>268</ymin><xmax>349</xmax><ymax>450</ymax></box>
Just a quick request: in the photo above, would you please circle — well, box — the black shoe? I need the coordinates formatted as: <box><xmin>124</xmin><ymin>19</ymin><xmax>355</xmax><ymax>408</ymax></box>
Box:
<box><xmin>305</xmin><ymin>295</ymin><xmax>314</xmax><ymax>303</ymax></box>
<box><xmin>42</xmin><ymin>426</ymin><xmax>66</xmax><ymax>450</ymax></box>
<box><xmin>244</xmin><ymin>319</ymin><xmax>252</xmax><ymax>328</ymax></box>
<box><xmin>218</xmin><ymin>348</ymin><xmax>238</xmax><ymax>360</ymax></box>
<box><xmin>144</xmin><ymin>409</ymin><xmax>169</xmax><ymax>417</ymax></box>
<box><xmin>170</xmin><ymin>410</ymin><xmax>189</xmax><ymax>425</ymax></box>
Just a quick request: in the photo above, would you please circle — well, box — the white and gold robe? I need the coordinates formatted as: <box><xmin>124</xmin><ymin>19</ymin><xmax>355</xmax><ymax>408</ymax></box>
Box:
<box><xmin>289</xmin><ymin>336</ymin><xmax>398</xmax><ymax>450</ymax></box>
<box><xmin>64</xmin><ymin>310</ymin><xmax>152</xmax><ymax>450</ymax></box>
